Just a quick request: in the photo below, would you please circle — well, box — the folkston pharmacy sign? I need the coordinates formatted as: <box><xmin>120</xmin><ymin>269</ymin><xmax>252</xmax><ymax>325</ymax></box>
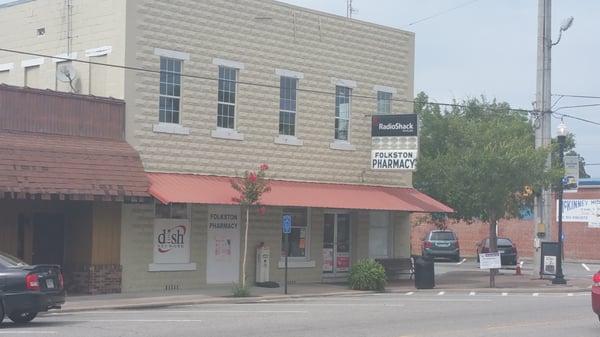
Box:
<box><xmin>371</xmin><ymin>150</ymin><xmax>417</xmax><ymax>170</ymax></box>
<box><xmin>371</xmin><ymin>114</ymin><xmax>418</xmax><ymax>171</ymax></box>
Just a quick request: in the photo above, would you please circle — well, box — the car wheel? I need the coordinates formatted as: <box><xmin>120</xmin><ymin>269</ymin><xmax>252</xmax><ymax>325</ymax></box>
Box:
<box><xmin>0</xmin><ymin>301</ymin><xmax>4</xmax><ymax>325</ymax></box>
<box><xmin>454</xmin><ymin>255</ymin><xmax>461</xmax><ymax>262</ymax></box>
<box><xmin>9</xmin><ymin>312</ymin><xmax>38</xmax><ymax>324</ymax></box>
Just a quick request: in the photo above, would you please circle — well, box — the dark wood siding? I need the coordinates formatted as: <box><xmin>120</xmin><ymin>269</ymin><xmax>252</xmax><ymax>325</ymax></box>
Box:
<box><xmin>0</xmin><ymin>84</ymin><xmax>125</xmax><ymax>140</ymax></box>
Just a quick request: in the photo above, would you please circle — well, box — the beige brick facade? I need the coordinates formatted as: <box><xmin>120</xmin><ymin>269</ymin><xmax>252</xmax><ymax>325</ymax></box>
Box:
<box><xmin>2</xmin><ymin>0</ymin><xmax>417</xmax><ymax>292</ymax></box>
<box><xmin>0</xmin><ymin>0</ymin><xmax>126</xmax><ymax>98</ymax></box>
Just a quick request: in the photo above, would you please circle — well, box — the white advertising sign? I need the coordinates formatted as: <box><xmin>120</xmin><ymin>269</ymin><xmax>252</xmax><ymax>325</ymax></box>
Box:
<box><xmin>479</xmin><ymin>253</ymin><xmax>501</xmax><ymax>269</ymax></box>
<box><xmin>150</xmin><ymin>218</ymin><xmax>195</xmax><ymax>271</ymax></box>
<box><xmin>557</xmin><ymin>199</ymin><xmax>600</xmax><ymax>228</ymax></box>
<box><xmin>207</xmin><ymin>206</ymin><xmax>241</xmax><ymax>284</ymax></box>
<box><xmin>543</xmin><ymin>256</ymin><xmax>557</xmax><ymax>275</ymax></box>
<box><xmin>371</xmin><ymin>150</ymin><xmax>417</xmax><ymax>170</ymax></box>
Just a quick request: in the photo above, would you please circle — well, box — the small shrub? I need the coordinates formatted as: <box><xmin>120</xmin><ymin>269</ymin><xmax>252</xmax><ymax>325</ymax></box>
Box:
<box><xmin>232</xmin><ymin>283</ymin><xmax>251</xmax><ymax>297</ymax></box>
<box><xmin>348</xmin><ymin>259</ymin><xmax>387</xmax><ymax>292</ymax></box>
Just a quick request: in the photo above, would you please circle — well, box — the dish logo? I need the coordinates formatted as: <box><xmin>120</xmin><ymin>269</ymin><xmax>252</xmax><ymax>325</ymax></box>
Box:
<box><xmin>157</xmin><ymin>225</ymin><xmax>186</xmax><ymax>253</ymax></box>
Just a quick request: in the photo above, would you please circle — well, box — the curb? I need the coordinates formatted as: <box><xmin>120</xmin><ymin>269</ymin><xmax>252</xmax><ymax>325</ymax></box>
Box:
<box><xmin>57</xmin><ymin>291</ymin><xmax>373</xmax><ymax>313</ymax></box>
<box><xmin>55</xmin><ymin>285</ymin><xmax>589</xmax><ymax>313</ymax></box>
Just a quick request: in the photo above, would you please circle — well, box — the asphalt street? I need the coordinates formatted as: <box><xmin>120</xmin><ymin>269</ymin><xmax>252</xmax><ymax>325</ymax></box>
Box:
<box><xmin>1</xmin><ymin>291</ymin><xmax>597</xmax><ymax>337</ymax></box>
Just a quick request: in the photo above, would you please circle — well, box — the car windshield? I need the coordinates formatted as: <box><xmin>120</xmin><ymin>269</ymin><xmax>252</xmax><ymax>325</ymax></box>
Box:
<box><xmin>430</xmin><ymin>232</ymin><xmax>455</xmax><ymax>240</ymax></box>
<box><xmin>0</xmin><ymin>252</ymin><xmax>29</xmax><ymax>267</ymax></box>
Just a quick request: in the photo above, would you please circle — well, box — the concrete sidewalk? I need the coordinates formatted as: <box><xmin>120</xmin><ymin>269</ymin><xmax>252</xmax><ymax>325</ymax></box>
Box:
<box><xmin>58</xmin><ymin>270</ymin><xmax>592</xmax><ymax>313</ymax></box>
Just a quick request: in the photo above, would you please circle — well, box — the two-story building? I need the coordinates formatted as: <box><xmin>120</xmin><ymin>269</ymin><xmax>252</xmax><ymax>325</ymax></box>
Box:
<box><xmin>0</xmin><ymin>0</ymin><xmax>451</xmax><ymax>293</ymax></box>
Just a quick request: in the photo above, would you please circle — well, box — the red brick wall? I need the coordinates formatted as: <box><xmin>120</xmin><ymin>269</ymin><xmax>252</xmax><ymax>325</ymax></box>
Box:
<box><xmin>411</xmin><ymin>188</ymin><xmax>600</xmax><ymax>261</ymax></box>
<box><xmin>66</xmin><ymin>264</ymin><xmax>122</xmax><ymax>295</ymax></box>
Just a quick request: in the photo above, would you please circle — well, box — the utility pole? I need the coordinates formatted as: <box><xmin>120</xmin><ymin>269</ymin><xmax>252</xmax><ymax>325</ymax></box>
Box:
<box><xmin>533</xmin><ymin>0</ymin><xmax>552</xmax><ymax>277</ymax></box>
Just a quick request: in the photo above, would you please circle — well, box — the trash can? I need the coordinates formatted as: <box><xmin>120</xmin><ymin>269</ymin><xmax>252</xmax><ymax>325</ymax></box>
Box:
<box><xmin>414</xmin><ymin>255</ymin><xmax>435</xmax><ymax>289</ymax></box>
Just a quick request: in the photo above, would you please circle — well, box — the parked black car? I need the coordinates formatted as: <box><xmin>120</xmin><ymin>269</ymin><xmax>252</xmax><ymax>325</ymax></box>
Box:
<box><xmin>422</xmin><ymin>230</ymin><xmax>460</xmax><ymax>262</ymax></box>
<box><xmin>0</xmin><ymin>252</ymin><xmax>65</xmax><ymax>325</ymax></box>
<box><xmin>476</xmin><ymin>238</ymin><xmax>518</xmax><ymax>266</ymax></box>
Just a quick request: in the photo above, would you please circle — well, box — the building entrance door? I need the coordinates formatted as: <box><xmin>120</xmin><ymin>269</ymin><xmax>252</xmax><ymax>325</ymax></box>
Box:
<box><xmin>32</xmin><ymin>213</ymin><xmax>65</xmax><ymax>266</ymax></box>
<box><xmin>322</xmin><ymin>213</ymin><xmax>351</xmax><ymax>279</ymax></box>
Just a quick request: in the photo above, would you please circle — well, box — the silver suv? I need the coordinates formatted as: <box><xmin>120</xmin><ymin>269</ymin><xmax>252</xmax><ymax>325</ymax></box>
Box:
<box><xmin>422</xmin><ymin>230</ymin><xmax>460</xmax><ymax>261</ymax></box>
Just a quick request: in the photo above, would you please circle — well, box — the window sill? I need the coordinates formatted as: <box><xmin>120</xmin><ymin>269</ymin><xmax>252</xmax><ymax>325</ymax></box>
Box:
<box><xmin>211</xmin><ymin>128</ymin><xmax>244</xmax><ymax>141</ymax></box>
<box><xmin>274</xmin><ymin>135</ymin><xmax>303</xmax><ymax>146</ymax></box>
<box><xmin>329</xmin><ymin>141</ymin><xmax>356</xmax><ymax>151</ymax></box>
<box><xmin>153</xmin><ymin>123</ymin><xmax>190</xmax><ymax>135</ymax></box>
<box><xmin>148</xmin><ymin>263</ymin><xmax>197</xmax><ymax>272</ymax></box>
<box><xmin>277</xmin><ymin>260</ymin><xmax>316</xmax><ymax>269</ymax></box>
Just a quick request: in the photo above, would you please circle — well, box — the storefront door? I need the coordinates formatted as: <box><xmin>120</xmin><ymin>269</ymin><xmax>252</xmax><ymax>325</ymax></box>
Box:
<box><xmin>322</xmin><ymin>213</ymin><xmax>351</xmax><ymax>277</ymax></box>
<box><xmin>32</xmin><ymin>213</ymin><xmax>65</xmax><ymax>265</ymax></box>
<box><xmin>206</xmin><ymin>206</ymin><xmax>241</xmax><ymax>284</ymax></box>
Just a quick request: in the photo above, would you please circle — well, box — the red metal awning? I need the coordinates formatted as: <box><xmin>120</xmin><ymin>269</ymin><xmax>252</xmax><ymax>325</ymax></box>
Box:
<box><xmin>147</xmin><ymin>173</ymin><xmax>453</xmax><ymax>213</ymax></box>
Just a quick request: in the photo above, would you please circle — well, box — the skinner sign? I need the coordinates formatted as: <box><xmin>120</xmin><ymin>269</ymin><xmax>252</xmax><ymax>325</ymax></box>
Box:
<box><xmin>371</xmin><ymin>150</ymin><xmax>417</xmax><ymax>170</ymax></box>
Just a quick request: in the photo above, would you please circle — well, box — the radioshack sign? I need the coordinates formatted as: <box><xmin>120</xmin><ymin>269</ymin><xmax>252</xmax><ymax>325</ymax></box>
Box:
<box><xmin>371</xmin><ymin>114</ymin><xmax>418</xmax><ymax>137</ymax></box>
<box><xmin>371</xmin><ymin>150</ymin><xmax>417</xmax><ymax>170</ymax></box>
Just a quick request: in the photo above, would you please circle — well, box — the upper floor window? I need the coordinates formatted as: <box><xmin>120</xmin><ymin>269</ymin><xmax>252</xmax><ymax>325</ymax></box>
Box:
<box><xmin>335</xmin><ymin>86</ymin><xmax>351</xmax><ymax>141</ymax></box>
<box><xmin>279</xmin><ymin>76</ymin><xmax>298</xmax><ymax>136</ymax></box>
<box><xmin>159</xmin><ymin>57</ymin><xmax>182</xmax><ymax>124</ymax></box>
<box><xmin>217</xmin><ymin>66</ymin><xmax>238</xmax><ymax>129</ymax></box>
<box><xmin>377</xmin><ymin>91</ymin><xmax>392</xmax><ymax>115</ymax></box>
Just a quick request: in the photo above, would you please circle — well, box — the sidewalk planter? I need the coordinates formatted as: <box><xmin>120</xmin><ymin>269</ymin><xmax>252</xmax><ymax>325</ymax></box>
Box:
<box><xmin>349</xmin><ymin>259</ymin><xmax>387</xmax><ymax>291</ymax></box>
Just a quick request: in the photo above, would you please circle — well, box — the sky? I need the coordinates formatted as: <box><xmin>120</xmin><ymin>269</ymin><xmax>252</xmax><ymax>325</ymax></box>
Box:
<box><xmin>1</xmin><ymin>0</ymin><xmax>598</xmax><ymax>176</ymax></box>
<box><xmin>279</xmin><ymin>0</ymin><xmax>600</xmax><ymax>177</ymax></box>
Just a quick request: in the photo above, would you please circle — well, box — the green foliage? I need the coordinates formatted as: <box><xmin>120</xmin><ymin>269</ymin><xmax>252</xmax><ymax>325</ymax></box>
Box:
<box><xmin>231</xmin><ymin>163</ymin><xmax>271</xmax><ymax>206</ymax></box>
<box><xmin>413</xmin><ymin>92</ymin><xmax>556</xmax><ymax>224</ymax></box>
<box><xmin>348</xmin><ymin>259</ymin><xmax>387</xmax><ymax>292</ymax></box>
<box><xmin>232</xmin><ymin>283</ymin><xmax>251</xmax><ymax>297</ymax></box>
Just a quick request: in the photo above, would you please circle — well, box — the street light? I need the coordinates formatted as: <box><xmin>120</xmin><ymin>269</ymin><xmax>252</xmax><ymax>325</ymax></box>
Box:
<box><xmin>552</xmin><ymin>121</ymin><xmax>568</xmax><ymax>285</ymax></box>
<box><xmin>553</xmin><ymin>16</ymin><xmax>574</xmax><ymax>46</ymax></box>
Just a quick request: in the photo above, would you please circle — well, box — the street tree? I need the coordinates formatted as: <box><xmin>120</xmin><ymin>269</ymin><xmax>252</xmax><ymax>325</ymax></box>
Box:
<box><xmin>231</xmin><ymin>163</ymin><xmax>271</xmax><ymax>291</ymax></box>
<box><xmin>413</xmin><ymin>92</ymin><xmax>555</xmax><ymax>287</ymax></box>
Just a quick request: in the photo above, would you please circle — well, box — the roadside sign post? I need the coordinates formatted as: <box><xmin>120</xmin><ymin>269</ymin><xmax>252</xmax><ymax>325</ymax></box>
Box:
<box><xmin>282</xmin><ymin>215</ymin><xmax>292</xmax><ymax>294</ymax></box>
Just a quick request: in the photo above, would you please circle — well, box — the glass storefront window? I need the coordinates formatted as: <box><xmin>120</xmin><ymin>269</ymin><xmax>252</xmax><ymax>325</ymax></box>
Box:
<box><xmin>281</xmin><ymin>208</ymin><xmax>309</xmax><ymax>258</ymax></box>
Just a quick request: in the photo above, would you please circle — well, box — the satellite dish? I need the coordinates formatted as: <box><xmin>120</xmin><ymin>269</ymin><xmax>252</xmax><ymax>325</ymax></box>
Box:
<box><xmin>56</xmin><ymin>63</ymin><xmax>78</xmax><ymax>83</ymax></box>
<box><xmin>56</xmin><ymin>62</ymin><xmax>80</xmax><ymax>93</ymax></box>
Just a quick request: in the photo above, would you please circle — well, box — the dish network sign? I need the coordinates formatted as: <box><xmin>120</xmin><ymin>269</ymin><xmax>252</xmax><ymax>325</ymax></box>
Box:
<box><xmin>153</xmin><ymin>220</ymin><xmax>191</xmax><ymax>264</ymax></box>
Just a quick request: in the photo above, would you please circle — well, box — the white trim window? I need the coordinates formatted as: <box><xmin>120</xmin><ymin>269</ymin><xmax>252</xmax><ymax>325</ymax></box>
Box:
<box><xmin>281</xmin><ymin>208</ymin><xmax>309</xmax><ymax>259</ymax></box>
<box><xmin>155</xmin><ymin>202</ymin><xmax>189</xmax><ymax>219</ymax></box>
<box><xmin>217</xmin><ymin>66</ymin><xmax>238</xmax><ymax>129</ymax></box>
<box><xmin>279</xmin><ymin>76</ymin><xmax>298</xmax><ymax>136</ymax></box>
<box><xmin>377</xmin><ymin>91</ymin><xmax>392</xmax><ymax>115</ymax></box>
<box><xmin>335</xmin><ymin>86</ymin><xmax>351</xmax><ymax>141</ymax></box>
<box><xmin>159</xmin><ymin>57</ymin><xmax>182</xmax><ymax>124</ymax></box>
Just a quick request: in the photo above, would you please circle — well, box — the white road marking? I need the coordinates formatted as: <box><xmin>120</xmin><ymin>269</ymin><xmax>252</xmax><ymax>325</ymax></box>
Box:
<box><xmin>468</xmin><ymin>292</ymin><xmax>476</xmax><ymax>296</ymax></box>
<box><xmin>0</xmin><ymin>332</ymin><xmax>57</xmax><ymax>335</ymax></box>
<box><xmin>567</xmin><ymin>293</ymin><xmax>574</xmax><ymax>297</ymax></box>
<box><xmin>457</xmin><ymin>258</ymin><xmax>466</xmax><ymax>265</ymax></box>
<box><xmin>405</xmin><ymin>292</ymin><xmax>414</xmax><ymax>296</ymax></box>
<box><xmin>47</xmin><ymin>310</ymin><xmax>308</xmax><ymax>315</ymax></box>
<box><xmin>519</xmin><ymin>261</ymin><xmax>524</xmax><ymax>268</ymax></box>
<box><xmin>582</xmin><ymin>263</ymin><xmax>591</xmax><ymax>272</ymax></box>
<box><xmin>501</xmin><ymin>292</ymin><xmax>508</xmax><ymax>296</ymax></box>
<box><xmin>437</xmin><ymin>291</ymin><xmax>445</xmax><ymax>296</ymax></box>
<box><xmin>532</xmin><ymin>293</ymin><xmax>539</xmax><ymax>297</ymax></box>
<box><xmin>67</xmin><ymin>319</ymin><xmax>204</xmax><ymax>322</ymax></box>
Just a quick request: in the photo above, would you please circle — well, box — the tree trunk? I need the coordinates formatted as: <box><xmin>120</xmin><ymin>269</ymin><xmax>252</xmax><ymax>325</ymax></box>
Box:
<box><xmin>489</xmin><ymin>214</ymin><xmax>498</xmax><ymax>288</ymax></box>
<box><xmin>241</xmin><ymin>206</ymin><xmax>249</xmax><ymax>288</ymax></box>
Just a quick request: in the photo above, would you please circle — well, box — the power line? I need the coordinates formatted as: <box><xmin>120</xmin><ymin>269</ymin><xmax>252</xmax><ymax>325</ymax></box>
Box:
<box><xmin>0</xmin><ymin>47</ymin><xmax>533</xmax><ymax>114</ymax></box>
<box><xmin>553</xmin><ymin>112</ymin><xmax>600</xmax><ymax>127</ymax></box>
<box><xmin>407</xmin><ymin>0</ymin><xmax>482</xmax><ymax>26</ymax></box>
<box><xmin>554</xmin><ymin>103</ymin><xmax>600</xmax><ymax>111</ymax></box>
<box><xmin>552</xmin><ymin>94</ymin><xmax>600</xmax><ymax>100</ymax></box>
